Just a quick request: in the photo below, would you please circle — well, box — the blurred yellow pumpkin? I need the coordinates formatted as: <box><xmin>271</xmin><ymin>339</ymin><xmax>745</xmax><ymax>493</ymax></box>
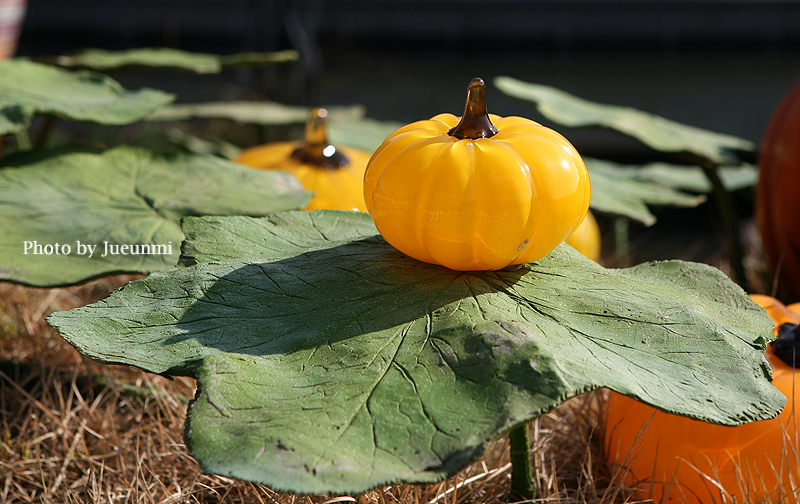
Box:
<box><xmin>565</xmin><ymin>209</ymin><xmax>601</xmax><ymax>261</ymax></box>
<box><xmin>236</xmin><ymin>107</ymin><xmax>370</xmax><ymax>212</ymax></box>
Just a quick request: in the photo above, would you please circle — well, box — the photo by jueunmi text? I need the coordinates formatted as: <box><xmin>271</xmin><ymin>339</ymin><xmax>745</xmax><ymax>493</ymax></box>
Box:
<box><xmin>23</xmin><ymin>241</ymin><xmax>173</xmax><ymax>258</ymax></box>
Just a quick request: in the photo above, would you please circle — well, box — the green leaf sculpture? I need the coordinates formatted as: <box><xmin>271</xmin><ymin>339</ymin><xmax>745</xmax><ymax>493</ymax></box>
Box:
<box><xmin>494</xmin><ymin>76</ymin><xmax>756</xmax><ymax>166</ymax></box>
<box><xmin>600</xmin><ymin>160</ymin><xmax>758</xmax><ymax>194</ymax></box>
<box><xmin>40</xmin><ymin>47</ymin><xmax>298</xmax><ymax>73</ymax></box>
<box><xmin>327</xmin><ymin>116</ymin><xmax>405</xmax><ymax>153</ymax></box>
<box><xmin>0</xmin><ymin>146</ymin><xmax>310</xmax><ymax>286</ymax></box>
<box><xmin>146</xmin><ymin>101</ymin><xmax>402</xmax><ymax>153</ymax></box>
<box><xmin>493</xmin><ymin>76</ymin><xmax>758</xmax><ymax>287</ymax></box>
<box><xmin>47</xmin><ymin>210</ymin><xmax>784</xmax><ymax>494</ymax></box>
<box><xmin>0</xmin><ymin>59</ymin><xmax>174</xmax><ymax>136</ymax></box>
<box><xmin>586</xmin><ymin>158</ymin><xmax>707</xmax><ymax>225</ymax></box>
<box><xmin>147</xmin><ymin>101</ymin><xmax>365</xmax><ymax>126</ymax></box>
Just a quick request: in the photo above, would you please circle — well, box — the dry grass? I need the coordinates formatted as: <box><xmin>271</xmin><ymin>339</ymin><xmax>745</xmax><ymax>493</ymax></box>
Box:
<box><xmin>0</xmin><ymin>277</ymin><xmax>628</xmax><ymax>504</ymax></box>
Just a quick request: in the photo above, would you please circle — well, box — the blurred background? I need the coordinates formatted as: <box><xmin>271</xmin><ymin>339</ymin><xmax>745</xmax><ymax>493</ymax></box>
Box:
<box><xmin>6</xmin><ymin>0</ymin><xmax>800</xmax><ymax>270</ymax></box>
<box><xmin>11</xmin><ymin>0</ymin><xmax>800</xmax><ymax>143</ymax></box>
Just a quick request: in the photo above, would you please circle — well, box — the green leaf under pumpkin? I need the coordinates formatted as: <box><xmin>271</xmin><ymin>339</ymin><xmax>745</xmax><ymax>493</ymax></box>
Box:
<box><xmin>0</xmin><ymin>59</ymin><xmax>174</xmax><ymax>136</ymax></box>
<box><xmin>494</xmin><ymin>76</ymin><xmax>756</xmax><ymax>166</ymax></box>
<box><xmin>39</xmin><ymin>47</ymin><xmax>298</xmax><ymax>73</ymax></box>
<box><xmin>180</xmin><ymin>212</ymin><xmax>381</xmax><ymax>266</ymax></box>
<box><xmin>0</xmin><ymin>146</ymin><xmax>310</xmax><ymax>286</ymax></box>
<box><xmin>47</xmin><ymin>210</ymin><xmax>783</xmax><ymax>494</ymax></box>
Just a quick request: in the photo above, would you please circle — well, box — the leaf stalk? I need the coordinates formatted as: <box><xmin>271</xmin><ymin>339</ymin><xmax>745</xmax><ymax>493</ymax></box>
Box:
<box><xmin>508</xmin><ymin>422</ymin><xmax>537</xmax><ymax>500</ymax></box>
<box><xmin>697</xmin><ymin>159</ymin><xmax>748</xmax><ymax>291</ymax></box>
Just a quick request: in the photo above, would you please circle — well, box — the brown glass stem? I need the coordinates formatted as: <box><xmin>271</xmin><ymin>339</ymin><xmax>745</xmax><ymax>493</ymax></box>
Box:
<box><xmin>448</xmin><ymin>77</ymin><xmax>499</xmax><ymax>140</ymax></box>
<box><xmin>291</xmin><ymin>107</ymin><xmax>349</xmax><ymax>169</ymax></box>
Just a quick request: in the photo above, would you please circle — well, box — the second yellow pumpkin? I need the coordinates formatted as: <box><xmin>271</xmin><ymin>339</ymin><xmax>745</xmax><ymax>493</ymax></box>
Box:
<box><xmin>236</xmin><ymin>108</ymin><xmax>371</xmax><ymax>212</ymax></box>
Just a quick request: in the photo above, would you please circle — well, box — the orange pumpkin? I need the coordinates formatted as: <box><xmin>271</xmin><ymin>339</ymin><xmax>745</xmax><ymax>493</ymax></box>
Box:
<box><xmin>757</xmin><ymin>78</ymin><xmax>800</xmax><ymax>303</ymax></box>
<box><xmin>236</xmin><ymin>107</ymin><xmax>370</xmax><ymax>212</ymax></box>
<box><xmin>604</xmin><ymin>294</ymin><xmax>800</xmax><ymax>504</ymax></box>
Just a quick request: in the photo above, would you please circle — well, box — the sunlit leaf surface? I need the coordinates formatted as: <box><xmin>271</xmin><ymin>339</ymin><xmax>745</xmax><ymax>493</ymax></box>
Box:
<box><xmin>49</xmin><ymin>210</ymin><xmax>783</xmax><ymax>494</ymax></box>
<box><xmin>495</xmin><ymin>76</ymin><xmax>756</xmax><ymax>165</ymax></box>
<box><xmin>43</xmin><ymin>47</ymin><xmax>298</xmax><ymax>73</ymax></box>
<box><xmin>0</xmin><ymin>59</ymin><xmax>174</xmax><ymax>135</ymax></box>
<box><xmin>586</xmin><ymin>158</ymin><xmax>706</xmax><ymax>225</ymax></box>
<box><xmin>0</xmin><ymin>146</ymin><xmax>310</xmax><ymax>286</ymax></box>
<box><xmin>147</xmin><ymin>101</ymin><xmax>365</xmax><ymax>126</ymax></box>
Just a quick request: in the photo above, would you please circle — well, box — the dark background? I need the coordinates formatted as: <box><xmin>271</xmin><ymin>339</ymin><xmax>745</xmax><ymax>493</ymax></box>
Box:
<box><xmin>15</xmin><ymin>0</ymin><xmax>800</xmax><ymax>144</ymax></box>
<box><xmin>12</xmin><ymin>0</ymin><xmax>800</xmax><ymax>269</ymax></box>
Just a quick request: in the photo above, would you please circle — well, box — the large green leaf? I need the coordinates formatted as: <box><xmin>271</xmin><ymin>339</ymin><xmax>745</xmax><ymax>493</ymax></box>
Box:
<box><xmin>586</xmin><ymin>158</ymin><xmax>706</xmax><ymax>225</ymax></box>
<box><xmin>607</xmin><ymin>161</ymin><xmax>759</xmax><ymax>194</ymax></box>
<box><xmin>494</xmin><ymin>76</ymin><xmax>756</xmax><ymax>165</ymax></box>
<box><xmin>147</xmin><ymin>101</ymin><xmax>365</xmax><ymax>126</ymax></box>
<box><xmin>328</xmin><ymin>116</ymin><xmax>404</xmax><ymax>153</ymax></box>
<box><xmin>146</xmin><ymin>102</ymin><xmax>401</xmax><ymax>153</ymax></box>
<box><xmin>180</xmin><ymin>212</ymin><xmax>380</xmax><ymax>266</ymax></box>
<box><xmin>0</xmin><ymin>59</ymin><xmax>174</xmax><ymax>136</ymax></box>
<box><xmin>40</xmin><ymin>47</ymin><xmax>298</xmax><ymax>73</ymax></box>
<box><xmin>160</xmin><ymin>127</ymin><xmax>243</xmax><ymax>159</ymax></box>
<box><xmin>0</xmin><ymin>146</ymin><xmax>310</xmax><ymax>286</ymax></box>
<box><xmin>47</xmin><ymin>210</ymin><xmax>783</xmax><ymax>494</ymax></box>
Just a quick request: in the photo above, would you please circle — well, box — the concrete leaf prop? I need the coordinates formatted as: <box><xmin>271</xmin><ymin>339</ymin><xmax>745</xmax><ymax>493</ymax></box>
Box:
<box><xmin>48</xmin><ymin>210</ymin><xmax>784</xmax><ymax>494</ymax></box>
<box><xmin>0</xmin><ymin>146</ymin><xmax>310</xmax><ymax>286</ymax></box>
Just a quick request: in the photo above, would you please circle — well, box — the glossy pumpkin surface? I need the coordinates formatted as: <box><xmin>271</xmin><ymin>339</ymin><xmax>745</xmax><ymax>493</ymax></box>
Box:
<box><xmin>236</xmin><ymin>108</ymin><xmax>370</xmax><ymax>212</ymax></box>
<box><xmin>757</xmin><ymin>77</ymin><xmax>800</xmax><ymax>303</ymax></box>
<box><xmin>363</xmin><ymin>78</ymin><xmax>591</xmax><ymax>271</ymax></box>
<box><xmin>604</xmin><ymin>294</ymin><xmax>800</xmax><ymax>504</ymax></box>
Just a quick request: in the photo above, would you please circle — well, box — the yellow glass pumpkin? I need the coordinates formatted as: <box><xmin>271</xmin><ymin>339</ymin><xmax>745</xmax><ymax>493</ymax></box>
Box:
<box><xmin>363</xmin><ymin>78</ymin><xmax>591</xmax><ymax>271</ymax></box>
<box><xmin>604</xmin><ymin>294</ymin><xmax>800</xmax><ymax>504</ymax></box>
<box><xmin>236</xmin><ymin>107</ymin><xmax>371</xmax><ymax>212</ymax></box>
<box><xmin>565</xmin><ymin>209</ymin><xmax>601</xmax><ymax>261</ymax></box>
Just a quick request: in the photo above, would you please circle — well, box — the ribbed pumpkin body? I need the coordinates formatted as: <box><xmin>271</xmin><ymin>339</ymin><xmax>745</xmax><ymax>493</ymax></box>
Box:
<box><xmin>757</xmin><ymin>78</ymin><xmax>800</xmax><ymax>303</ymax></box>
<box><xmin>604</xmin><ymin>294</ymin><xmax>800</xmax><ymax>504</ymax></box>
<box><xmin>363</xmin><ymin>113</ymin><xmax>590</xmax><ymax>271</ymax></box>
<box><xmin>236</xmin><ymin>142</ymin><xmax>370</xmax><ymax>212</ymax></box>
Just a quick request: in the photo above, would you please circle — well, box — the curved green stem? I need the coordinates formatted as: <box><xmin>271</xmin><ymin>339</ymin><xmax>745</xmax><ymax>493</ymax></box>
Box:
<box><xmin>509</xmin><ymin>422</ymin><xmax>537</xmax><ymax>500</ymax></box>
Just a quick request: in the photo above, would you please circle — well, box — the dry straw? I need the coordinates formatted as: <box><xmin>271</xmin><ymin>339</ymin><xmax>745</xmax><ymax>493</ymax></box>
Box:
<box><xmin>15</xmin><ymin>274</ymin><xmax>788</xmax><ymax>504</ymax></box>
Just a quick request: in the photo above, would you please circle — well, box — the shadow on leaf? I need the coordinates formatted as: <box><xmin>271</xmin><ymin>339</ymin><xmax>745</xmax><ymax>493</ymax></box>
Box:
<box><xmin>168</xmin><ymin>238</ymin><xmax>526</xmax><ymax>367</ymax></box>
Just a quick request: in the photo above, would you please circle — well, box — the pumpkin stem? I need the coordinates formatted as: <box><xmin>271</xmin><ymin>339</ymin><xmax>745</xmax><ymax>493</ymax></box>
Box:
<box><xmin>448</xmin><ymin>77</ymin><xmax>499</xmax><ymax>140</ymax></box>
<box><xmin>291</xmin><ymin>107</ymin><xmax>349</xmax><ymax>169</ymax></box>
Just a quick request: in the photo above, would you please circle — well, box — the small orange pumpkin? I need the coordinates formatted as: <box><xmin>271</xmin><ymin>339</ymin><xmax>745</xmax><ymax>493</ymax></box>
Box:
<box><xmin>757</xmin><ymin>77</ymin><xmax>800</xmax><ymax>303</ymax></box>
<box><xmin>604</xmin><ymin>294</ymin><xmax>800</xmax><ymax>504</ymax></box>
<box><xmin>236</xmin><ymin>107</ymin><xmax>371</xmax><ymax>212</ymax></box>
